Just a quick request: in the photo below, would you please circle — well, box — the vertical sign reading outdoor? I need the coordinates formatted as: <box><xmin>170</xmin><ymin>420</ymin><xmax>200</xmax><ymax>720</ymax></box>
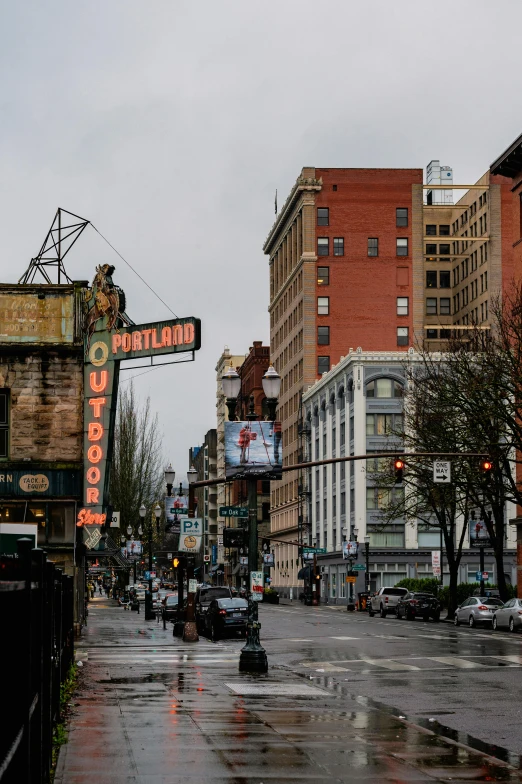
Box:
<box><xmin>78</xmin><ymin>264</ymin><xmax>201</xmax><ymax>532</ymax></box>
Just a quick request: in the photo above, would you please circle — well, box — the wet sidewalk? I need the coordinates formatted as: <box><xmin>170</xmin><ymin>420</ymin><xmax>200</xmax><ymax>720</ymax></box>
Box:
<box><xmin>56</xmin><ymin>596</ymin><xmax>522</xmax><ymax>783</ymax></box>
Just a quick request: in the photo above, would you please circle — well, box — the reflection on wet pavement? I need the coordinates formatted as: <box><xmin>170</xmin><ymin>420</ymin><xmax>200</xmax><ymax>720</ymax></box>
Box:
<box><xmin>56</xmin><ymin>598</ymin><xmax>522</xmax><ymax>783</ymax></box>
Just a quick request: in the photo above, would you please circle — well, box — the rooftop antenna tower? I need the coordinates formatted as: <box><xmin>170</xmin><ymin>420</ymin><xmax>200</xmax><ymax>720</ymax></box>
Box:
<box><xmin>18</xmin><ymin>207</ymin><xmax>90</xmax><ymax>284</ymax></box>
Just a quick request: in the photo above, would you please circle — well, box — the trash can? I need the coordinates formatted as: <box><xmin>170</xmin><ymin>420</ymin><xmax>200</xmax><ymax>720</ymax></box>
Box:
<box><xmin>357</xmin><ymin>592</ymin><xmax>370</xmax><ymax>612</ymax></box>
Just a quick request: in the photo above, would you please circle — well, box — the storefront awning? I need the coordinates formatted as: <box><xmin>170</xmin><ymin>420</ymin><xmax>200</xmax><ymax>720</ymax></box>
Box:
<box><xmin>297</xmin><ymin>565</ymin><xmax>312</xmax><ymax>580</ymax></box>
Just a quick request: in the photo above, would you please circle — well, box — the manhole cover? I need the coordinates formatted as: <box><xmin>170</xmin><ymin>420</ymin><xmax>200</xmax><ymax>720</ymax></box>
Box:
<box><xmin>225</xmin><ymin>683</ymin><xmax>326</xmax><ymax>696</ymax></box>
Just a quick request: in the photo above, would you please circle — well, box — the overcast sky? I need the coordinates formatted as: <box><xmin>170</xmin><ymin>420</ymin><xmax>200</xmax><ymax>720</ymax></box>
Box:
<box><xmin>1</xmin><ymin>0</ymin><xmax>521</xmax><ymax>478</ymax></box>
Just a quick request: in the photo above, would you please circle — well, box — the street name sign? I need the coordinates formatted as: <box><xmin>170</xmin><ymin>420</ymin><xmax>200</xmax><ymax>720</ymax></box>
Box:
<box><xmin>219</xmin><ymin>506</ymin><xmax>248</xmax><ymax>518</ymax></box>
<box><xmin>352</xmin><ymin>564</ymin><xmax>366</xmax><ymax>571</ymax></box>
<box><xmin>433</xmin><ymin>460</ymin><xmax>451</xmax><ymax>483</ymax></box>
<box><xmin>303</xmin><ymin>547</ymin><xmax>327</xmax><ymax>554</ymax></box>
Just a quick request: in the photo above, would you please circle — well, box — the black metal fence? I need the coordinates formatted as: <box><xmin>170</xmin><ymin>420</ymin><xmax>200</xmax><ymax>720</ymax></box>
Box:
<box><xmin>0</xmin><ymin>538</ymin><xmax>75</xmax><ymax>784</ymax></box>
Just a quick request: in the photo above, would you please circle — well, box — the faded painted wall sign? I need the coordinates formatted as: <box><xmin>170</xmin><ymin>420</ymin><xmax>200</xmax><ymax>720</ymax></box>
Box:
<box><xmin>0</xmin><ymin>291</ymin><xmax>74</xmax><ymax>343</ymax></box>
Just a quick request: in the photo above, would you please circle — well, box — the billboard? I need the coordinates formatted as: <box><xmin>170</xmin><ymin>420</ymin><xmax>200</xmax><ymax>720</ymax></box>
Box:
<box><xmin>469</xmin><ymin>519</ymin><xmax>491</xmax><ymax>548</ymax></box>
<box><xmin>0</xmin><ymin>289</ymin><xmax>75</xmax><ymax>344</ymax></box>
<box><xmin>224</xmin><ymin>421</ymin><xmax>282</xmax><ymax>480</ymax></box>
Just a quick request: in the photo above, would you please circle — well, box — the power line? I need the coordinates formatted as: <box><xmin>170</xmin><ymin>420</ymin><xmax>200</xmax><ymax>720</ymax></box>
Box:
<box><xmin>91</xmin><ymin>224</ymin><xmax>178</xmax><ymax>319</ymax></box>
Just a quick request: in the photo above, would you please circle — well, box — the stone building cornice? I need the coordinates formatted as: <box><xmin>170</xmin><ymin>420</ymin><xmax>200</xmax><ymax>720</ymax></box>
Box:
<box><xmin>263</xmin><ymin>175</ymin><xmax>322</xmax><ymax>255</ymax></box>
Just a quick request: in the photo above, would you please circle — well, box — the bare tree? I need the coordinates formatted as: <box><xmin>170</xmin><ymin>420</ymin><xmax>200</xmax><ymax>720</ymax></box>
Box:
<box><xmin>109</xmin><ymin>381</ymin><xmax>164</xmax><ymax>534</ymax></box>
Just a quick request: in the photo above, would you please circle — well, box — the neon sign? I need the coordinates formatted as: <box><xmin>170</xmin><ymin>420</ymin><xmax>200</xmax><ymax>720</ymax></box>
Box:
<box><xmin>80</xmin><ymin>268</ymin><xmax>201</xmax><ymax>529</ymax></box>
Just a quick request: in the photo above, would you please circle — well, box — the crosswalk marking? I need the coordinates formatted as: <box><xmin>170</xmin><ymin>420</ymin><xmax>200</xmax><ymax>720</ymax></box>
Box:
<box><xmin>429</xmin><ymin>656</ymin><xmax>482</xmax><ymax>669</ymax></box>
<box><xmin>358</xmin><ymin>657</ymin><xmax>421</xmax><ymax>671</ymax></box>
<box><xmin>330</xmin><ymin>636</ymin><xmax>360</xmax><ymax>640</ymax></box>
<box><xmin>496</xmin><ymin>654</ymin><xmax>522</xmax><ymax>665</ymax></box>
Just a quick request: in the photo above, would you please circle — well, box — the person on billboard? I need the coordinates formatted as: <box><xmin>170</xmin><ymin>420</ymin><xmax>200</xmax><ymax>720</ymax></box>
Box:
<box><xmin>237</xmin><ymin>423</ymin><xmax>257</xmax><ymax>464</ymax></box>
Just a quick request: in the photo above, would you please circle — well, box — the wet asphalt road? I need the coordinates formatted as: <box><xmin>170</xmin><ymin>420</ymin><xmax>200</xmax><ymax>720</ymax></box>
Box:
<box><xmin>266</xmin><ymin>603</ymin><xmax>522</xmax><ymax>761</ymax></box>
<box><xmin>55</xmin><ymin>597</ymin><xmax>522</xmax><ymax>783</ymax></box>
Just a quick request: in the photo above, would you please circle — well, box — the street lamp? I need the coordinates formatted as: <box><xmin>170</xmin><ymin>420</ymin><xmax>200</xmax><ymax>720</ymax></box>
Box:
<box><xmin>154</xmin><ymin>503</ymin><xmax>161</xmax><ymax>534</ymax></box>
<box><xmin>262</xmin><ymin>365</ymin><xmax>281</xmax><ymax>422</ymax></box>
<box><xmin>364</xmin><ymin>535</ymin><xmax>371</xmax><ymax>593</ymax></box>
<box><xmin>346</xmin><ymin>527</ymin><xmax>359</xmax><ymax>612</ymax></box>
<box><xmin>222</xmin><ymin>364</ymin><xmax>241</xmax><ymax>421</ymax></box>
<box><xmin>140</xmin><ymin>503</ymin><xmax>155</xmax><ymax>620</ymax></box>
<box><xmin>238</xmin><ymin>367</ymin><xmax>281</xmax><ymax>675</ymax></box>
<box><xmin>165</xmin><ymin>464</ymin><xmax>175</xmax><ymax>497</ymax></box>
<box><xmin>187</xmin><ymin>464</ymin><xmax>197</xmax><ymax>486</ymax></box>
<box><xmin>127</xmin><ymin>524</ymin><xmax>132</xmax><ymax>537</ymax></box>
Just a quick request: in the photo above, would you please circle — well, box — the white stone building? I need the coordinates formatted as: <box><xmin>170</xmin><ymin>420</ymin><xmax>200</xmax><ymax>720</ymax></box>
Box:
<box><xmin>302</xmin><ymin>348</ymin><xmax>517</xmax><ymax>605</ymax></box>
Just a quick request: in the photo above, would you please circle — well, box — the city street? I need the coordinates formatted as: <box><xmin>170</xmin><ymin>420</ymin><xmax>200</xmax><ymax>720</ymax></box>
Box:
<box><xmin>56</xmin><ymin>597</ymin><xmax>522</xmax><ymax>783</ymax></box>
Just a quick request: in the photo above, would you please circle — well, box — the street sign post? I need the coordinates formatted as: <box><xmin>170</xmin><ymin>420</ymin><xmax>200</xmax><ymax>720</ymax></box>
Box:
<box><xmin>219</xmin><ymin>506</ymin><xmax>249</xmax><ymax>518</ymax></box>
<box><xmin>476</xmin><ymin>570</ymin><xmax>489</xmax><ymax>582</ymax></box>
<box><xmin>433</xmin><ymin>460</ymin><xmax>451</xmax><ymax>483</ymax></box>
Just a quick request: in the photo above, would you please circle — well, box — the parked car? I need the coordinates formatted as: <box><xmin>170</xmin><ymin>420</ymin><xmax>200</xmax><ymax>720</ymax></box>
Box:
<box><xmin>195</xmin><ymin>586</ymin><xmax>233</xmax><ymax>632</ymax></box>
<box><xmin>368</xmin><ymin>587</ymin><xmax>409</xmax><ymax>618</ymax></box>
<box><xmin>162</xmin><ymin>593</ymin><xmax>180</xmax><ymax>622</ymax></box>
<box><xmin>395</xmin><ymin>592</ymin><xmax>440</xmax><ymax>622</ymax></box>
<box><xmin>492</xmin><ymin>598</ymin><xmax>522</xmax><ymax>632</ymax></box>
<box><xmin>454</xmin><ymin>596</ymin><xmax>504</xmax><ymax>627</ymax></box>
<box><xmin>205</xmin><ymin>598</ymin><xmax>249</xmax><ymax>640</ymax></box>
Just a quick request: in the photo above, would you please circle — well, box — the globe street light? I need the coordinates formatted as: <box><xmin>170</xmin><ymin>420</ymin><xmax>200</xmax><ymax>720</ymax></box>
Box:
<box><xmin>154</xmin><ymin>503</ymin><xmax>162</xmax><ymax>534</ymax></box>
<box><xmin>262</xmin><ymin>365</ymin><xmax>281</xmax><ymax>422</ymax></box>
<box><xmin>222</xmin><ymin>364</ymin><xmax>241</xmax><ymax>421</ymax></box>
<box><xmin>165</xmin><ymin>464</ymin><xmax>175</xmax><ymax>497</ymax></box>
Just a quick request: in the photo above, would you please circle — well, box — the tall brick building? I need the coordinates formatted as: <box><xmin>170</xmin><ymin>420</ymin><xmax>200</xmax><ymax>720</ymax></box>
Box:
<box><xmin>264</xmin><ymin>159</ymin><xmax>520</xmax><ymax>594</ymax></box>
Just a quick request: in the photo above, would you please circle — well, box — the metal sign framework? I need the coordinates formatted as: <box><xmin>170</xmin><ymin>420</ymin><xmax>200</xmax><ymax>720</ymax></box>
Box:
<box><xmin>18</xmin><ymin>208</ymin><xmax>90</xmax><ymax>284</ymax></box>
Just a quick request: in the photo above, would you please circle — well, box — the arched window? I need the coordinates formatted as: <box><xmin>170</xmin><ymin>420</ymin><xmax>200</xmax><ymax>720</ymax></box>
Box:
<box><xmin>366</xmin><ymin>378</ymin><xmax>403</xmax><ymax>398</ymax></box>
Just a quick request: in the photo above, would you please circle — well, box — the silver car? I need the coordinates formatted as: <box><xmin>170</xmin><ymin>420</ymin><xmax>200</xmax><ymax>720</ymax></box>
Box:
<box><xmin>454</xmin><ymin>596</ymin><xmax>504</xmax><ymax>628</ymax></box>
<box><xmin>492</xmin><ymin>598</ymin><xmax>522</xmax><ymax>632</ymax></box>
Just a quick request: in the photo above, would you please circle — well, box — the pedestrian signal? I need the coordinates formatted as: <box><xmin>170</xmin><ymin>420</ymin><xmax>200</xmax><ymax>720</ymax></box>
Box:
<box><xmin>172</xmin><ymin>557</ymin><xmax>180</xmax><ymax>568</ymax></box>
<box><xmin>394</xmin><ymin>458</ymin><xmax>404</xmax><ymax>484</ymax></box>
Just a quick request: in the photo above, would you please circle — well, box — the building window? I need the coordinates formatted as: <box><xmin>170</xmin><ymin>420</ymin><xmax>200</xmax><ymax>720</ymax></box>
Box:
<box><xmin>397</xmin><ymin>297</ymin><xmax>409</xmax><ymax>315</ymax></box>
<box><xmin>427</xmin><ymin>328</ymin><xmax>438</xmax><ymax>339</ymax></box>
<box><xmin>439</xmin><ymin>224</ymin><xmax>450</xmax><ymax>236</ymax></box>
<box><xmin>317</xmin><ymin>266</ymin><xmax>329</xmax><ymax>286</ymax></box>
<box><xmin>396</xmin><ymin>208</ymin><xmax>408</xmax><ymax>227</ymax></box>
<box><xmin>396</xmin><ymin>238</ymin><xmax>408</xmax><ymax>256</ymax></box>
<box><xmin>340</xmin><ymin>492</ymin><xmax>346</xmax><ymax>514</ymax></box>
<box><xmin>368</xmin><ymin>238</ymin><xmax>378</xmax><ymax>257</ymax></box>
<box><xmin>439</xmin><ymin>271</ymin><xmax>450</xmax><ymax>288</ymax></box>
<box><xmin>317</xmin><ymin>297</ymin><xmax>329</xmax><ymax>315</ymax></box>
<box><xmin>426</xmin><ymin>298</ymin><xmax>437</xmax><ymax>315</ymax></box>
<box><xmin>439</xmin><ymin>298</ymin><xmax>451</xmax><ymax>315</ymax></box>
<box><xmin>340</xmin><ymin>421</ymin><xmax>345</xmax><ymax>446</ymax></box>
<box><xmin>366</xmin><ymin>378</ymin><xmax>403</xmax><ymax>398</ymax></box>
<box><xmin>317</xmin><ymin>238</ymin><xmax>329</xmax><ymax>256</ymax></box>
<box><xmin>317</xmin><ymin>208</ymin><xmax>329</xmax><ymax>226</ymax></box>
<box><xmin>397</xmin><ymin>327</ymin><xmax>409</xmax><ymax>346</ymax></box>
<box><xmin>0</xmin><ymin>390</ymin><xmax>9</xmax><ymax>458</ymax></box>
<box><xmin>366</xmin><ymin>487</ymin><xmax>404</xmax><ymax>510</ymax></box>
<box><xmin>317</xmin><ymin>326</ymin><xmax>330</xmax><ymax>345</ymax></box>
<box><xmin>439</xmin><ymin>244</ymin><xmax>451</xmax><ymax>255</ymax></box>
<box><xmin>333</xmin><ymin>238</ymin><xmax>344</xmax><ymax>256</ymax></box>
<box><xmin>426</xmin><ymin>225</ymin><xmax>437</xmax><ymax>236</ymax></box>
<box><xmin>426</xmin><ymin>244</ymin><xmax>437</xmax><ymax>256</ymax></box>
<box><xmin>366</xmin><ymin>413</ymin><xmax>403</xmax><ymax>435</ymax></box>
<box><xmin>318</xmin><ymin>356</ymin><xmax>330</xmax><ymax>375</ymax></box>
<box><xmin>426</xmin><ymin>271</ymin><xmax>437</xmax><ymax>288</ymax></box>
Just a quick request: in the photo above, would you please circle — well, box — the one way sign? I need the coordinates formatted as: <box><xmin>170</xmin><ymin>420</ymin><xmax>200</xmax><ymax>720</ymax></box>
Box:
<box><xmin>433</xmin><ymin>460</ymin><xmax>451</xmax><ymax>483</ymax></box>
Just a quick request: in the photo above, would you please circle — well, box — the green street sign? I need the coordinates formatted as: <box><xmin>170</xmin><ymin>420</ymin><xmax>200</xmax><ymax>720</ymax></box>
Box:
<box><xmin>352</xmin><ymin>564</ymin><xmax>366</xmax><ymax>571</ymax></box>
<box><xmin>220</xmin><ymin>506</ymin><xmax>249</xmax><ymax>518</ymax></box>
<box><xmin>303</xmin><ymin>547</ymin><xmax>327</xmax><ymax>554</ymax></box>
<box><xmin>169</xmin><ymin>507</ymin><xmax>188</xmax><ymax>514</ymax></box>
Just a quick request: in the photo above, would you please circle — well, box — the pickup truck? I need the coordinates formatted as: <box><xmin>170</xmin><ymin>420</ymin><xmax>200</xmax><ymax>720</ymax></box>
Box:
<box><xmin>368</xmin><ymin>587</ymin><xmax>408</xmax><ymax>618</ymax></box>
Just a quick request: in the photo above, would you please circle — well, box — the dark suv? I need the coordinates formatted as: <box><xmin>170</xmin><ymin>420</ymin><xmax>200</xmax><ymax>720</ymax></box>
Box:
<box><xmin>195</xmin><ymin>586</ymin><xmax>233</xmax><ymax>633</ymax></box>
<box><xmin>395</xmin><ymin>592</ymin><xmax>440</xmax><ymax>622</ymax></box>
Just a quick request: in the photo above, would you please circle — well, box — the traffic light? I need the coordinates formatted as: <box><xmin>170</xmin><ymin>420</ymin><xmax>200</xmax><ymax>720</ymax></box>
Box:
<box><xmin>480</xmin><ymin>459</ymin><xmax>493</xmax><ymax>475</ymax></box>
<box><xmin>172</xmin><ymin>557</ymin><xmax>180</xmax><ymax>568</ymax></box>
<box><xmin>223</xmin><ymin>527</ymin><xmax>245</xmax><ymax>548</ymax></box>
<box><xmin>394</xmin><ymin>458</ymin><xmax>404</xmax><ymax>484</ymax></box>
